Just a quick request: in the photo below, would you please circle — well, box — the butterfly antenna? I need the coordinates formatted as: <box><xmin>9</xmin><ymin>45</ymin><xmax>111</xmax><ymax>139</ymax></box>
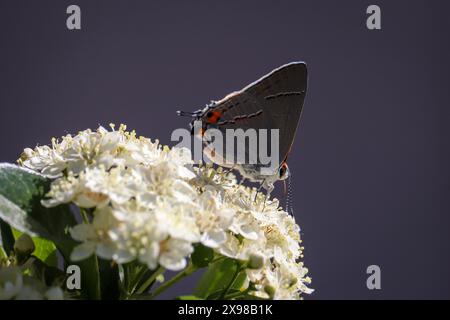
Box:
<box><xmin>284</xmin><ymin>178</ymin><xmax>289</xmax><ymax>214</ymax></box>
<box><xmin>177</xmin><ymin>110</ymin><xmax>200</xmax><ymax>117</ymax></box>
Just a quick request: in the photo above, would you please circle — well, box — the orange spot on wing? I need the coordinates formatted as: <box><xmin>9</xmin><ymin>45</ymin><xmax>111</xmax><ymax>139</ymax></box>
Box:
<box><xmin>207</xmin><ymin>111</ymin><xmax>222</xmax><ymax>124</ymax></box>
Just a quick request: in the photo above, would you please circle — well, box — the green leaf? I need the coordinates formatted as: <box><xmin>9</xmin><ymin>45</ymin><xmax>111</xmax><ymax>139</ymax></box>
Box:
<box><xmin>191</xmin><ymin>244</ymin><xmax>214</xmax><ymax>268</ymax></box>
<box><xmin>12</xmin><ymin>229</ymin><xmax>57</xmax><ymax>266</ymax></box>
<box><xmin>34</xmin><ymin>238</ymin><xmax>57</xmax><ymax>266</ymax></box>
<box><xmin>0</xmin><ymin>164</ymin><xmax>75</xmax><ymax>248</ymax></box>
<box><xmin>0</xmin><ymin>218</ymin><xmax>15</xmax><ymax>256</ymax></box>
<box><xmin>0</xmin><ymin>164</ymin><xmax>101</xmax><ymax>299</ymax></box>
<box><xmin>177</xmin><ymin>295</ymin><xmax>204</xmax><ymax>300</ymax></box>
<box><xmin>231</xmin><ymin>270</ymin><xmax>247</xmax><ymax>291</ymax></box>
<box><xmin>204</xmin><ymin>271</ymin><xmax>247</xmax><ymax>299</ymax></box>
<box><xmin>0</xmin><ymin>245</ymin><xmax>6</xmax><ymax>259</ymax></box>
<box><xmin>204</xmin><ymin>288</ymin><xmax>241</xmax><ymax>300</ymax></box>
<box><xmin>195</xmin><ymin>258</ymin><xmax>244</xmax><ymax>299</ymax></box>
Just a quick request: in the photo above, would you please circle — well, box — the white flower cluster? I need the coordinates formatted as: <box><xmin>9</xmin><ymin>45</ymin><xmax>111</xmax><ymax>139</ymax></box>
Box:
<box><xmin>0</xmin><ymin>267</ymin><xmax>63</xmax><ymax>300</ymax></box>
<box><xmin>19</xmin><ymin>124</ymin><xmax>312</xmax><ymax>299</ymax></box>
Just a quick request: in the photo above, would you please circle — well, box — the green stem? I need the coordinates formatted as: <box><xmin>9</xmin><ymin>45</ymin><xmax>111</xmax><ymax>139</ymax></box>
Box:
<box><xmin>80</xmin><ymin>208</ymin><xmax>90</xmax><ymax>224</ymax></box>
<box><xmin>128</xmin><ymin>265</ymin><xmax>145</xmax><ymax>294</ymax></box>
<box><xmin>119</xmin><ymin>264</ymin><xmax>129</xmax><ymax>298</ymax></box>
<box><xmin>135</xmin><ymin>266</ymin><xmax>165</xmax><ymax>294</ymax></box>
<box><xmin>211</xmin><ymin>256</ymin><xmax>227</xmax><ymax>264</ymax></box>
<box><xmin>78</xmin><ymin>209</ymin><xmax>101</xmax><ymax>299</ymax></box>
<box><xmin>87</xmin><ymin>254</ymin><xmax>102</xmax><ymax>299</ymax></box>
<box><xmin>148</xmin><ymin>264</ymin><xmax>197</xmax><ymax>299</ymax></box>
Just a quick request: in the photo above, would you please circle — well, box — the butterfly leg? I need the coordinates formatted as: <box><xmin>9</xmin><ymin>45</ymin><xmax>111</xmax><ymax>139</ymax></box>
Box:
<box><xmin>222</xmin><ymin>164</ymin><xmax>236</xmax><ymax>176</ymax></box>
<box><xmin>262</xmin><ymin>182</ymin><xmax>274</xmax><ymax>211</ymax></box>
<box><xmin>254</xmin><ymin>179</ymin><xmax>266</xmax><ymax>202</ymax></box>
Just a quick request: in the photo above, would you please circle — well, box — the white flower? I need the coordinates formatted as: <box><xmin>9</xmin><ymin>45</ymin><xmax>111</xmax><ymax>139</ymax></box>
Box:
<box><xmin>228</xmin><ymin>211</ymin><xmax>261</xmax><ymax>241</ymax></box>
<box><xmin>158</xmin><ymin>238</ymin><xmax>193</xmax><ymax>270</ymax></box>
<box><xmin>195</xmin><ymin>191</ymin><xmax>234</xmax><ymax>248</ymax></box>
<box><xmin>40</xmin><ymin>173</ymin><xmax>84</xmax><ymax>208</ymax></box>
<box><xmin>83</xmin><ymin>166</ymin><xmax>141</xmax><ymax>206</ymax></box>
<box><xmin>154</xmin><ymin>201</ymin><xmax>200</xmax><ymax>243</ymax></box>
<box><xmin>69</xmin><ymin>206</ymin><xmax>118</xmax><ymax>261</ymax></box>
<box><xmin>20</xmin><ymin>145</ymin><xmax>66</xmax><ymax>179</ymax></box>
<box><xmin>0</xmin><ymin>267</ymin><xmax>64</xmax><ymax>300</ymax></box>
<box><xmin>218</xmin><ymin>234</ymin><xmax>265</xmax><ymax>262</ymax></box>
<box><xmin>0</xmin><ymin>269</ymin><xmax>22</xmax><ymax>300</ymax></box>
<box><xmin>20</xmin><ymin>124</ymin><xmax>312</xmax><ymax>299</ymax></box>
<box><xmin>44</xmin><ymin>287</ymin><xmax>64</xmax><ymax>300</ymax></box>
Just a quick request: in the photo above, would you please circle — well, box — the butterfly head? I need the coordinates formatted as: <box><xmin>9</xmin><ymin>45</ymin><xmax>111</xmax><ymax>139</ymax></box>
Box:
<box><xmin>278</xmin><ymin>162</ymin><xmax>290</xmax><ymax>181</ymax></box>
<box><xmin>177</xmin><ymin>101</ymin><xmax>222</xmax><ymax>135</ymax></box>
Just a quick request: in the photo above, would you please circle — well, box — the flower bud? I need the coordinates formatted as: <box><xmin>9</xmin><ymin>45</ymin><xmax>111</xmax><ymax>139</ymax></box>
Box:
<box><xmin>288</xmin><ymin>277</ymin><xmax>298</xmax><ymax>288</ymax></box>
<box><xmin>248</xmin><ymin>254</ymin><xmax>264</xmax><ymax>269</ymax></box>
<box><xmin>14</xmin><ymin>234</ymin><xmax>35</xmax><ymax>262</ymax></box>
<box><xmin>264</xmin><ymin>285</ymin><xmax>276</xmax><ymax>299</ymax></box>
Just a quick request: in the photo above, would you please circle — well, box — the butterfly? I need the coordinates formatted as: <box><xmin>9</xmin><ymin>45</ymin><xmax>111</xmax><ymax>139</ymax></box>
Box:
<box><xmin>178</xmin><ymin>62</ymin><xmax>308</xmax><ymax>202</ymax></box>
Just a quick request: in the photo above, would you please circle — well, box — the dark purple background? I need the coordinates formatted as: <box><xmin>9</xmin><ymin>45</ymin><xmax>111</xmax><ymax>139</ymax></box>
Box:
<box><xmin>1</xmin><ymin>0</ymin><xmax>449</xmax><ymax>299</ymax></box>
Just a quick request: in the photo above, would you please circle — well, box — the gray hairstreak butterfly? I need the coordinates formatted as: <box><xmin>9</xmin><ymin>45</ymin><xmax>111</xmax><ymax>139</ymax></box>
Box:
<box><xmin>178</xmin><ymin>62</ymin><xmax>307</xmax><ymax>209</ymax></box>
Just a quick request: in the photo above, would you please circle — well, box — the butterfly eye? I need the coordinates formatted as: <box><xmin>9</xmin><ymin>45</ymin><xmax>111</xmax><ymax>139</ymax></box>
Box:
<box><xmin>279</xmin><ymin>163</ymin><xmax>289</xmax><ymax>180</ymax></box>
<box><xmin>206</xmin><ymin>111</ymin><xmax>214</xmax><ymax>118</ymax></box>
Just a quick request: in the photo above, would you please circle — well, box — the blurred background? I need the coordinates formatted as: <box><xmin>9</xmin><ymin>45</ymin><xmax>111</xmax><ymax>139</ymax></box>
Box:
<box><xmin>0</xmin><ymin>0</ymin><xmax>449</xmax><ymax>299</ymax></box>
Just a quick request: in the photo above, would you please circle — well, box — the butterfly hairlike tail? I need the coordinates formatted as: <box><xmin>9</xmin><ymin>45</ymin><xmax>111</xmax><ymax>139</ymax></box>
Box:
<box><xmin>285</xmin><ymin>173</ymin><xmax>294</xmax><ymax>216</ymax></box>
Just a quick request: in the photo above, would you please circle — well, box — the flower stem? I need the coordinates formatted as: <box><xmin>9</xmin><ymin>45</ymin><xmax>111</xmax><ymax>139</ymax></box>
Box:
<box><xmin>128</xmin><ymin>265</ymin><xmax>145</xmax><ymax>294</ymax></box>
<box><xmin>135</xmin><ymin>266</ymin><xmax>165</xmax><ymax>294</ymax></box>
<box><xmin>80</xmin><ymin>208</ymin><xmax>91</xmax><ymax>224</ymax></box>
<box><xmin>148</xmin><ymin>263</ymin><xmax>197</xmax><ymax>299</ymax></box>
<box><xmin>211</xmin><ymin>255</ymin><xmax>227</xmax><ymax>264</ymax></box>
<box><xmin>86</xmin><ymin>254</ymin><xmax>102</xmax><ymax>299</ymax></box>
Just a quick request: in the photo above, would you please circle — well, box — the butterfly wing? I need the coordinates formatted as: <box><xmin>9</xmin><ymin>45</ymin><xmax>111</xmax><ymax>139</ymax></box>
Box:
<box><xmin>205</xmin><ymin>62</ymin><xmax>307</xmax><ymax>173</ymax></box>
<box><xmin>244</xmin><ymin>62</ymin><xmax>307</xmax><ymax>98</ymax></box>
<box><xmin>244</xmin><ymin>62</ymin><xmax>307</xmax><ymax>163</ymax></box>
